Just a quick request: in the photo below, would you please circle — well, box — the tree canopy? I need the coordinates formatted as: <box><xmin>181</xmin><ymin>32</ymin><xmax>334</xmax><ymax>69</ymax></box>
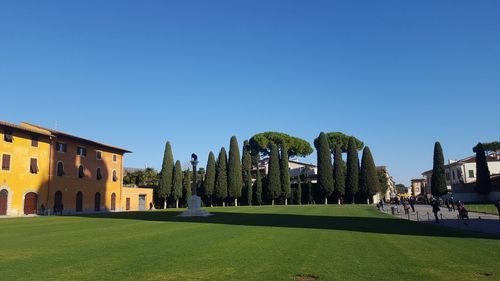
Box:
<box><xmin>473</xmin><ymin>141</ymin><xmax>500</xmax><ymax>154</ymax></box>
<box><xmin>314</xmin><ymin>132</ymin><xmax>364</xmax><ymax>153</ymax></box>
<box><xmin>475</xmin><ymin>142</ymin><xmax>492</xmax><ymax>195</ymax></box>
<box><xmin>249</xmin><ymin>132</ymin><xmax>313</xmax><ymax>158</ymax></box>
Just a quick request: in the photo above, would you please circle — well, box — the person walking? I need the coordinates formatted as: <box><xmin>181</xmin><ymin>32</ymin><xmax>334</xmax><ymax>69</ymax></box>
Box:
<box><xmin>409</xmin><ymin>196</ymin><xmax>415</xmax><ymax>212</ymax></box>
<box><xmin>431</xmin><ymin>199</ymin><xmax>440</xmax><ymax>223</ymax></box>
<box><xmin>494</xmin><ymin>200</ymin><xmax>500</xmax><ymax>220</ymax></box>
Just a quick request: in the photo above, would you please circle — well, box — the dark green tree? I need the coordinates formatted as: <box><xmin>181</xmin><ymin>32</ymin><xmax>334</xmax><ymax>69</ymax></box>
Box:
<box><xmin>228</xmin><ymin>136</ymin><xmax>243</xmax><ymax>206</ymax></box>
<box><xmin>346</xmin><ymin>137</ymin><xmax>360</xmax><ymax>203</ymax></box>
<box><xmin>333</xmin><ymin>145</ymin><xmax>345</xmax><ymax>204</ymax></box>
<box><xmin>158</xmin><ymin>141</ymin><xmax>174</xmax><ymax>208</ymax></box>
<box><xmin>214</xmin><ymin>147</ymin><xmax>228</xmax><ymax>206</ymax></box>
<box><xmin>172</xmin><ymin>160</ymin><xmax>183</xmax><ymax>208</ymax></box>
<box><xmin>182</xmin><ymin>170</ymin><xmax>192</xmax><ymax>207</ymax></box>
<box><xmin>377</xmin><ymin>168</ymin><xmax>389</xmax><ymax>197</ymax></box>
<box><xmin>267</xmin><ymin>143</ymin><xmax>281</xmax><ymax>205</ymax></box>
<box><xmin>249</xmin><ymin>132</ymin><xmax>313</xmax><ymax>158</ymax></box>
<box><xmin>359</xmin><ymin>146</ymin><xmax>379</xmax><ymax>204</ymax></box>
<box><xmin>280</xmin><ymin>143</ymin><xmax>291</xmax><ymax>205</ymax></box>
<box><xmin>319</xmin><ymin>132</ymin><xmax>364</xmax><ymax>153</ymax></box>
<box><xmin>316</xmin><ymin>132</ymin><xmax>334</xmax><ymax>204</ymax></box>
<box><xmin>431</xmin><ymin>142</ymin><xmax>447</xmax><ymax>197</ymax></box>
<box><xmin>254</xmin><ymin>167</ymin><xmax>262</xmax><ymax>205</ymax></box>
<box><xmin>204</xmin><ymin>152</ymin><xmax>216</xmax><ymax>207</ymax></box>
<box><xmin>242</xmin><ymin>140</ymin><xmax>253</xmax><ymax>206</ymax></box>
<box><xmin>475</xmin><ymin>142</ymin><xmax>492</xmax><ymax>195</ymax></box>
<box><xmin>296</xmin><ymin>176</ymin><xmax>302</xmax><ymax>205</ymax></box>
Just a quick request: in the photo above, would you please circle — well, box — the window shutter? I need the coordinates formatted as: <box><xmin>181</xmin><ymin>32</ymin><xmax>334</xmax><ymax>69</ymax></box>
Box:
<box><xmin>113</xmin><ymin>171</ymin><xmax>117</xmax><ymax>182</ymax></box>
<box><xmin>30</xmin><ymin>158</ymin><xmax>38</xmax><ymax>174</ymax></box>
<box><xmin>2</xmin><ymin>154</ymin><xmax>10</xmax><ymax>170</ymax></box>
<box><xmin>97</xmin><ymin>168</ymin><xmax>102</xmax><ymax>180</ymax></box>
<box><xmin>79</xmin><ymin>166</ymin><xmax>84</xmax><ymax>178</ymax></box>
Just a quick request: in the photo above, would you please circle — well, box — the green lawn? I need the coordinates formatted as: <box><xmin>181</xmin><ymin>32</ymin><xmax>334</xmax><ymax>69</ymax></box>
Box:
<box><xmin>1</xmin><ymin>205</ymin><xmax>499</xmax><ymax>281</ymax></box>
<box><xmin>465</xmin><ymin>204</ymin><xmax>499</xmax><ymax>215</ymax></box>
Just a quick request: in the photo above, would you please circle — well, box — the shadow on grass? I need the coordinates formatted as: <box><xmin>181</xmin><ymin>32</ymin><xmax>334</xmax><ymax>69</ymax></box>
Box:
<box><xmin>75</xmin><ymin>210</ymin><xmax>500</xmax><ymax>240</ymax></box>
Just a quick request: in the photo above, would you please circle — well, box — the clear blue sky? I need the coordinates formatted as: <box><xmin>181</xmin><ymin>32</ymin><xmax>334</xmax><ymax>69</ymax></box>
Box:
<box><xmin>1</xmin><ymin>0</ymin><xmax>499</xmax><ymax>185</ymax></box>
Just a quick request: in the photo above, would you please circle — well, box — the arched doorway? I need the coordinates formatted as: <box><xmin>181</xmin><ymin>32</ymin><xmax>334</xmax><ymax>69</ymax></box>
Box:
<box><xmin>0</xmin><ymin>189</ymin><xmax>8</xmax><ymax>215</ymax></box>
<box><xmin>24</xmin><ymin>192</ymin><xmax>38</xmax><ymax>215</ymax></box>
<box><xmin>54</xmin><ymin>191</ymin><xmax>63</xmax><ymax>215</ymax></box>
<box><xmin>111</xmin><ymin>193</ymin><xmax>116</xmax><ymax>211</ymax></box>
<box><xmin>76</xmin><ymin>192</ymin><xmax>83</xmax><ymax>212</ymax></box>
<box><xmin>94</xmin><ymin>192</ymin><xmax>101</xmax><ymax>212</ymax></box>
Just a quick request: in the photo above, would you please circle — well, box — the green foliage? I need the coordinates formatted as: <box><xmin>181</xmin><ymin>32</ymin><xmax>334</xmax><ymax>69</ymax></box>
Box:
<box><xmin>314</xmin><ymin>132</ymin><xmax>364</xmax><ymax>153</ymax></box>
<box><xmin>242</xmin><ymin>140</ymin><xmax>253</xmax><ymax>205</ymax></box>
<box><xmin>172</xmin><ymin>161</ymin><xmax>183</xmax><ymax>203</ymax></box>
<box><xmin>377</xmin><ymin>169</ymin><xmax>389</xmax><ymax>196</ymax></box>
<box><xmin>475</xmin><ymin>143</ymin><xmax>492</xmax><ymax>195</ymax></box>
<box><xmin>473</xmin><ymin>141</ymin><xmax>500</xmax><ymax>153</ymax></box>
<box><xmin>228</xmin><ymin>136</ymin><xmax>243</xmax><ymax>203</ymax></box>
<box><xmin>158</xmin><ymin>142</ymin><xmax>174</xmax><ymax>202</ymax></box>
<box><xmin>123</xmin><ymin>168</ymin><xmax>159</xmax><ymax>187</ymax></box>
<box><xmin>296</xmin><ymin>177</ymin><xmax>302</xmax><ymax>205</ymax></box>
<box><xmin>316</xmin><ymin>132</ymin><xmax>334</xmax><ymax>201</ymax></box>
<box><xmin>267</xmin><ymin>143</ymin><xmax>281</xmax><ymax>203</ymax></box>
<box><xmin>280</xmin><ymin>143</ymin><xmax>291</xmax><ymax>203</ymax></box>
<box><xmin>345</xmin><ymin>138</ymin><xmax>360</xmax><ymax>202</ymax></box>
<box><xmin>214</xmin><ymin>147</ymin><xmax>228</xmax><ymax>203</ymax></box>
<box><xmin>254</xmin><ymin>167</ymin><xmax>262</xmax><ymax>205</ymax></box>
<box><xmin>359</xmin><ymin>146</ymin><xmax>379</xmax><ymax>203</ymax></box>
<box><xmin>333</xmin><ymin>146</ymin><xmax>345</xmax><ymax>197</ymax></box>
<box><xmin>431</xmin><ymin>142</ymin><xmax>447</xmax><ymax>197</ymax></box>
<box><xmin>204</xmin><ymin>152</ymin><xmax>216</xmax><ymax>199</ymax></box>
<box><xmin>249</xmin><ymin>131</ymin><xmax>313</xmax><ymax>158</ymax></box>
<box><xmin>182</xmin><ymin>170</ymin><xmax>192</xmax><ymax>205</ymax></box>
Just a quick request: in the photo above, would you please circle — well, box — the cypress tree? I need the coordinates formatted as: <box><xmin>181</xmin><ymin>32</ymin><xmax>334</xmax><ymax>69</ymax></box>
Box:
<box><xmin>172</xmin><ymin>160</ymin><xmax>183</xmax><ymax>208</ymax></box>
<box><xmin>333</xmin><ymin>145</ymin><xmax>345</xmax><ymax>204</ymax></box>
<box><xmin>228</xmin><ymin>136</ymin><xmax>243</xmax><ymax>206</ymax></box>
<box><xmin>242</xmin><ymin>140</ymin><xmax>253</xmax><ymax>206</ymax></box>
<box><xmin>158</xmin><ymin>141</ymin><xmax>174</xmax><ymax>208</ymax></box>
<box><xmin>475</xmin><ymin>142</ymin><xmax>492</xmax><ymax>195</ymax></box>
<box><xmin>182</xmin><ymin>170</ymin><xmax>192</xmax><ymax>207</ymax></box>
<box><xmin>359</xmin><ymin>146</ymin><xmax>379</xmax><ymax>204</ymax></box>
<box><xmin>346</xmin><ymin>138</ymin><xmax>360</xmax><ymax>203</ymax></box>
<box><xmin>296</xmin><ymin>176</ymin><xmax>302</xmax><ymax>205</ymax></box>
<box><xmin>267</xmin><ymin>143</ymin><xmax>281</xmax><ymax>205</ymax></box>
<box><xmin>254</xmin><ymin>167</ymin><xmax>262</xmax><ymax>205</ymax></box>
<box><xmin>214</xmin><ymin>147</ymin><xmax>228</xmax><ymax>206</ymax></box>
<box><xmin>431</xmin><ymin>142</ymin><xmax>447</xmax><ymax>197</ymax></box>
<box><xmin>280</xmin><ymin>142</ymin><xmax>291</xmax><ymax>205</ymax></box>
<box><xmin>316</xmin><ymin>132</ymin><xmax>334</xmax><ymax>204</ymax></box>
<box><xmin>204</xmin><ymin>152</ymin><xmax>216</xmax><ymax>207</ymax></box>
<box><xmin>307</xmin><ymin>180</ymin><xmax>313</xmax><ymax>204</ymax></box>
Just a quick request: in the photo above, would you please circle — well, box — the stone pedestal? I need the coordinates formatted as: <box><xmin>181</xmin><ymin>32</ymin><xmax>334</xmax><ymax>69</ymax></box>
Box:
<box><xmin>178</xmin><ymin>195</ymin><xmax>212</xmax><ymax>217</ymax></box>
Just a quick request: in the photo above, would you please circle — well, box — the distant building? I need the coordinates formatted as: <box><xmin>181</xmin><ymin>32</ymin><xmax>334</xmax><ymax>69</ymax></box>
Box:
<box><xmin>376</xmin><ymin>166</ymin><xmax>396</xmax><ymax>201</ymax></box>
<box><xmin>258</xmin><ymin>158</ymin><xmax>317</xmax><ymax>183</ymax></box>
<box><xmin>410</xmin><ymin>178</ymin><xmax>426</xmax><ymax>197</ymax></box>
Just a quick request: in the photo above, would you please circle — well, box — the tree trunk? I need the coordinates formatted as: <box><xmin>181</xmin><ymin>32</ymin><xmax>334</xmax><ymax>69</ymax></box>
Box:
<box><xmin>272</xmin><ymin>199</ymin><xmax>275</xmax><ymax>206</ymax></box>
<box><xmin>285</xmin><ymin>198</ymin><xmax>288</xmax><ymax>206</ymax></box>
<box><xmin>352</xmin><ymin>195</ymin><xmax>355</xmax><ymax>204</ymax></box>
<box><xmin>164</xmin><ymin>200</ymin><xmax>167</xmax><ymax>209</ymax></box>
<box><xmin>366</xmin><ymin>198</ymin><xmax>370</xmax><ymax>205</ymax></box>
<box><xmin>325</xmin><ymin>197</ymin><xmax>328</xmax><ymax>205</ymax></box>
<box><xmin>234</xmin><ymin>198</ymin><xmax>238</xmax><ymax>207</ymax></box>
<box><xmin>223</xmin><ymin>201</ymin><xmax>225</xmax><ymax>207</ymax></box>
<box><xmin>338</xmin><ymin>198</ymin><xmax>341</xmax><ymax>205</ymax></box>
<box><xmin>210</xmin><ymin>198</ymin><xmax>213</xmax><ymax>207</ymax></box>
<box><xmin>175</xmin><ymin>199</ymin><xmax>179</xmax><ymax>209</ymax></box>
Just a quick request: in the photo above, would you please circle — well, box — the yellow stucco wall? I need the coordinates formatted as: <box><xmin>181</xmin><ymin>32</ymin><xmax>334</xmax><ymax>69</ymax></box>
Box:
<box><xmin>121</xmin><ymin>187</ymin><xmax>154</xmax><ymax>211</ymax></box>
<box><xmin>0</xmin><ymin>129</ymin><xmax>51</xmax><ymax>216</ymax></box>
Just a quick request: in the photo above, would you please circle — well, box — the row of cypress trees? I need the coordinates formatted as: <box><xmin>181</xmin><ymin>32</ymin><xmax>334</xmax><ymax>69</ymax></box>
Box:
<box><xmin>316</xmin><ymin>132</ymin><xmax>381</xmax><ymax>204</ymax></box>
<box><xmin>157</xmin><ymin>142</ymin><xmax>190</xmax><ymax>208</ymax></box>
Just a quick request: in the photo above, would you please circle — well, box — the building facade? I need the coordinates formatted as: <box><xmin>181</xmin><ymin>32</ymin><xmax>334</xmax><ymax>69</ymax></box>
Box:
<box><xmin>0</xmin><ymin>121</ymin><xmax>132</xmax><ymax>216</ymax></box>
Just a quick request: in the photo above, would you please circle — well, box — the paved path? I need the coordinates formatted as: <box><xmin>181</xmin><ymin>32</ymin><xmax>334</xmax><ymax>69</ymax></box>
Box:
<box><xmin>380</xmin><ymin>204</ymin><xmax>500</xmax><ymax>236</ymax></box>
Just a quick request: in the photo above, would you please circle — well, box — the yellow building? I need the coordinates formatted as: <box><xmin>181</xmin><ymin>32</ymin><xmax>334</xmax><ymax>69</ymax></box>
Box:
<box><xmin>0</xmin><ymin>120</ymin><xmax>152</xmax><ymax>216</ymax></box>
<box><xmin>0</xmin><ymin>121</ymin><xmax>51</xmax><ymax>216</ymax></box>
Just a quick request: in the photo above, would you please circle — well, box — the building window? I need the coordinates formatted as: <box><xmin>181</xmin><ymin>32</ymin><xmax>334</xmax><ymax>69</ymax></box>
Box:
<box><xmin>96</xmin><ymin>167</ymin><xmax>102</xmax><ymax>180</ymax></box>
<box><xmin>96</xmin><ymin>151</ymin><xmax>102</xmax><ymax>160</ymax></box>
<box><xmin>56</xmin><ymin>162</ymin><xmax>64</xmax><ymax>176</ymax></box>
<box><xmin>2</xmin><ymin>154</ymin><xmax>11</xmax><ymax>171</ymax></box>
<box><xmin>30</xmin><ymin>158</ymin><xmax>39</xmax><ymax>174</ymax></box>
<box><xmin>446</xmin><ymin>173</ymin><xmax>450</xmax><ymax>181</ymax></box>
<box><xmin>77</xmin><ymin>146</ymin><xmax>87</xmax><ymax>157</ymax></box>
<box><xmin>112</xmin><ymin>154</ymin><xmax>117</xmax><ymax>162</ymax></box>
<box><xmin>78</xmin><ymin>165</ymin><xmax>85</xmax><ymax>178</ymax></box>
<box><xmin>468</xmin><ymin>170</ymin><xmax>474</xmax><ymax>178</ymax></box>
<box><xmin>56</xmin><ymin>142</ymin><xmax>67</xmax><ymax>153</ymax></box>
<box><xmin>112</xmin><ymin>170</ymin><xmax>118</xmax><ymax>182</ymax></box>
<box><xmin>4</xmin><ymin>131</ymin><xmax>13</xmax><ymax>143</ymax></box>
<box><xmin>452</xmin><ymin>170</ymin><xmax>455</xmax><ymax>180</ymax></box>
<box><xmin>31</xmin><ymin>136</ymin><xmax>38</xmax><ymax>147</ymax></box>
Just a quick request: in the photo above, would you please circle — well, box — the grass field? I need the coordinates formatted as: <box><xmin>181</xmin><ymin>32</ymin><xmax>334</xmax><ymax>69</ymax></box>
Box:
<box><xmin>465</xmin><ymin>204</ymin><xmax>499</xmax><ymax>216</ymax></box>
<box><xmin>1</xmin><ymin>205</ymin><xmax>499</xmax><ymax>281</ymax></box>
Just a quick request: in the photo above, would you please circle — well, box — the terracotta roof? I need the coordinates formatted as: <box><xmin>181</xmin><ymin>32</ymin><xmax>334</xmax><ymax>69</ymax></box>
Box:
<box><xmin>21</xmin><ymin>122</ymin><xmax>131</xmax><ymax>153</ymax></box>
<box><xmin>0</xmin><ymin>120</ymin><xmax>52</xmax><ymax>137</ymax></box>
